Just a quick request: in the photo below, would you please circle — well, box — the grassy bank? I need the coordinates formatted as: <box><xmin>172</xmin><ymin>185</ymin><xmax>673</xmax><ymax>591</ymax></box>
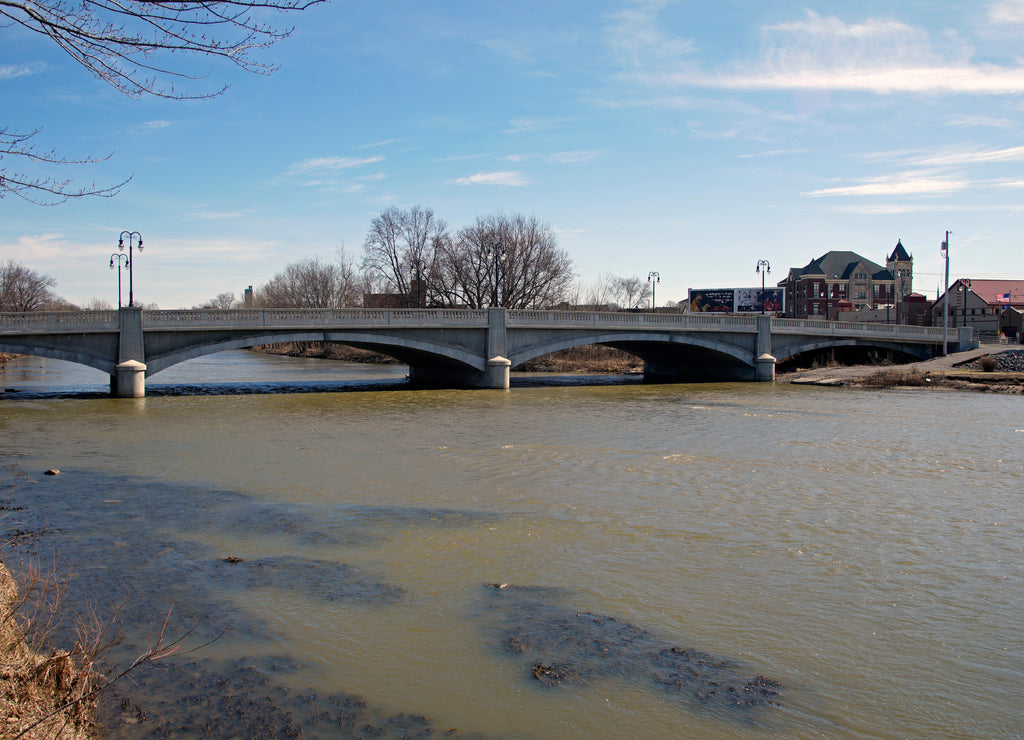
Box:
<box><xmin>1</xmin><ymin>563</ymin><xmax>98</xmax><ymax>739</ymax></box>
<box><xmin>251</xmin><ymin>342</ymin><xmax>643</xmax><ymax>374</ymax></box>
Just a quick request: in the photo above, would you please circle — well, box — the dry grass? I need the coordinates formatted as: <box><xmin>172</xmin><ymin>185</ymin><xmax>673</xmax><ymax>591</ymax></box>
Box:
<box><xmin>515</xmin><ymin>345</ymin><xmax>641</xmax><ymax>373</ymax></box>
<box><xmin>1</xmin><ymin>563</ymin><xmax>98</xmax><ymax>740</ymax></box>
<box><xmin>856</xmin><ymin>369</ymin><xmax>934</xmax><ymax>388</ymax></box>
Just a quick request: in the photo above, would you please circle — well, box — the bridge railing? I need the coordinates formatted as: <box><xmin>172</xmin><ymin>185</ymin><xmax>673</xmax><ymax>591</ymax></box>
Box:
<box><xmin>144</xmin><ymin>308</ymin><xmax>489</xmax><ymax>328</ymax></box>
<box><xmin>0</xmin><ymin>310</ymin><xmax>119</xmax><ymax>330</ymax></box>
<box><xmin>1</xmin><ymin>308</ymin><xmax>949</xmax><ymax>343</ymax></box>
<box><xmin>507</xmin><ymin>310</ymin><xmax>759</xmax><ymax>331</ymax></box>
<box><xmin>772</xmin><ymin>317</ymin><xmax>946</xmax><ymax>340</ymax></box>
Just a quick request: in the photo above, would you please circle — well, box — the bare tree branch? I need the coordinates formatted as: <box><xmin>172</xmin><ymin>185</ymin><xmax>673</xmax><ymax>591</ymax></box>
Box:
<box><xmin>1</xmin><ymin>0</ymin><xmax>325</xmax><ymax>203</ymax></box>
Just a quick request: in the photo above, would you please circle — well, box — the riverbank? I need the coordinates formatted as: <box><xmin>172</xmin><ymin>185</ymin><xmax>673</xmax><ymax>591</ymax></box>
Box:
<box><xmin>251</xmin><ymin>342</ymin><xmax>643</xmax><ymax>373</ymax></box>
<box><xmin>0</xmin><ymin>563</ymin><xmax>97</xmax><ymax>739</ymax></box>
<box><xmin>780</xmin><ymin>346</ymin><xmax>1024</xmax><ymax>393</ymax></box>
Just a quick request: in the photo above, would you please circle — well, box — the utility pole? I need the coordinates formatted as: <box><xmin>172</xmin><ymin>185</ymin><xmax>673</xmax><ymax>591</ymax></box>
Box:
<box><xmin>941</xmin><ymin>231</ymin><xmax>950</xmax><ymax>355</ymax></box>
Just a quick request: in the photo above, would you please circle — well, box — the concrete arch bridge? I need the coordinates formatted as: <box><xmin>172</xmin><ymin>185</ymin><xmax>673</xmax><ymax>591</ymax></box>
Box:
<box><xmin>0</xmin><ymin>308</ymin><xmax>972</xmax><ymax>397</ymax></box>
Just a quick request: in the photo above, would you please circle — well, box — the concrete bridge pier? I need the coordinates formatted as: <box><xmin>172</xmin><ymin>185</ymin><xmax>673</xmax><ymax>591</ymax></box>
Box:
<box><xmin>755</xmin><ymin>315</ymin><xmax>776</xmax><ymax>382</ymax></box>
<box><xmin>113</xmin><ymin>360</ymin><xmax>146</xmax><ymax>398</ymax></box>
<box><xmin>113</xmin><ymin>307</ymin><xmax>147</xmax><ymax>398</ymax></box>
<box><xmin>484</xmin><ymin>356</ymin><xmax>511</xmax><ymax>389</ymax></box>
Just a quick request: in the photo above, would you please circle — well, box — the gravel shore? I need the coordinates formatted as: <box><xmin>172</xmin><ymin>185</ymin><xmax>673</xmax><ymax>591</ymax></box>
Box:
<box><xmin>780</xmin><ymin>345</ymin><xmax>1024</xmax><ymax>392</ymax></box>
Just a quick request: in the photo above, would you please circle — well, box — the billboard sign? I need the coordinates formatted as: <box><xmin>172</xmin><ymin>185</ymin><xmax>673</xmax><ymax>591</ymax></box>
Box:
<box><xmin>735</xmin><ymin>287</ymin><xmax>785</xmax><ymax>314</ymax></box>
<box><xmin>688</xmin><ymin>288</ymin><xmax>735</xmax><ymax>313</ymax></box>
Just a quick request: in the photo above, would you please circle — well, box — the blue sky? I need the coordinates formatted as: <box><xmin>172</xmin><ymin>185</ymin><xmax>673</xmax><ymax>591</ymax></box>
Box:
<box><xmin>3</xmin><ymin>0</ymin><xmax>1024</xmax><ymax>308</ymax></box>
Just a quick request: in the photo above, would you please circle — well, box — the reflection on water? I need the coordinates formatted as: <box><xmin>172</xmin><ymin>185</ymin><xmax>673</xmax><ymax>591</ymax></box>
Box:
<box><xmin>2</xmin><ymin>350</ymin><xmax>1023</xmax><ymax>738</ymax></box>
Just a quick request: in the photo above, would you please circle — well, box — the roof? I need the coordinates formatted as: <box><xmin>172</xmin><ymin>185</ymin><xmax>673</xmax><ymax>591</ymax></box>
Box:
<box><xmin>953</xmin><ymin>279</ymin><xmax>1024</xmax><ymax>306</ymax></box>
<box><xmin>888</xmin><ymin>239</ymin><xmax>912</xmax><ymax>262</ymax></box>
<box><xmin>789</xmin><ymin>251</ymin><xmax>891</xmax><ymax>281</ymax></box>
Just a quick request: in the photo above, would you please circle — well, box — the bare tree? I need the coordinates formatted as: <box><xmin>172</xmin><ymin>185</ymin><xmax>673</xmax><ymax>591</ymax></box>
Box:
<box><xmin>361</xmin><ymin>206</ymin><xmax>448</xmax><ymax>306</ymax></box>
<box><xmin>605</xmin><ymin>274</ymin><xmax>651</xmax><ymax>310</ymax></box>
<box><xmin>1</xmin><ymin>0</ymin><xmax>324</xmax><ymax>204</ymax></box>
<box><xmin>432</xmin><ymin>213</ymin><xmax>574</xmax><ymax>309</ymax></box>
<box><xmin>194</xmin><ymin>292</ymin><xmax>239</xmax><ymax>309</ymax></box>
<box><xmin>257</xmin><ymin>255</ymin><xmax>358</xmax><ymax>308</ymax></box>
<box><xmin>0</xmin><ymin>260</ymin><xmax>58</xmax><ymax>311</ymax></box>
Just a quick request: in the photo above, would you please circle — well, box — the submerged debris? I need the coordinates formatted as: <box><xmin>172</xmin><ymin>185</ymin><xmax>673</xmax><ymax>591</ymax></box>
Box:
<box><xmin>481</xmin><ymin>584</ymin><xmax>782</xmax><ymax>715</ymax></box>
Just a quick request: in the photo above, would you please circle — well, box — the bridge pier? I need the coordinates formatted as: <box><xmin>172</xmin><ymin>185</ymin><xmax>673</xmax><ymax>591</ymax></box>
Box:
<box><xmin>112</xmin><ymin>360</ymin><xmax>147</xmax><ymax>398</ymax></box>
<box><xmin>755</xmin><ymin>353</ymin><xmax>776</xmax><ymax>382</ymax></box>
<box><xmin>484</xmin><ymin>356</ymin><xmax>511</xmax><ymax>389</ymax></box>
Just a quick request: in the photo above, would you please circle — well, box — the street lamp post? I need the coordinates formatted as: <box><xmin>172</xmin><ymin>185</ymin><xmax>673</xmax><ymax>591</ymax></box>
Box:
<box><xmin>487</xmin><ymin>246</ymin><xmax>506</xmax><ymax>307</ymax></box>
<box><xmin>755</xmin><ymin>260</ymin><xmax>771</xmax><ymax>314</ymax></box>
<box><xmin>117</xmin><ymin>231</ymin><xmax>143</xmax><ymax>307</ymax></box>
<box><xmin>941</xmin><ymin>231</ymin><xmax>950</xmax><ymax>354</ymax></box>
<box><xmin>647</xmin><ymin>271</ymin><xmax>660</xmax><ymax>310</ymax></box>
<box><xmin>109</xmin><ymin>253</ymin><xmax>129</xmax><ymax>308</ymax></box>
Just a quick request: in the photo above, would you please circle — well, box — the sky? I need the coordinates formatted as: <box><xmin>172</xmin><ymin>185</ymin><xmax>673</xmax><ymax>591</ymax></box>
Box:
<box><xmin>2</xmin><ymin>0</ymin><xmax>1024</xmax><ymax>309</ymax></box>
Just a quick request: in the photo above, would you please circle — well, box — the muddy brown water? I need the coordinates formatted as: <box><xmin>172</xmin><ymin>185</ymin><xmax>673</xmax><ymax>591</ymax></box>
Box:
<box><xmin>2</xmin><ymin>351</ymin><xmax>1023</xmax><ymax>738</ymax></box>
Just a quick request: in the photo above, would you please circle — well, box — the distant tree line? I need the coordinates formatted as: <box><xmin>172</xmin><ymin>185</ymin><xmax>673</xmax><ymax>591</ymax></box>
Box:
<box><xmin>203</xmin><ymin>207</ymin><xmax>578</xmax><ymax>311</ymax></box>
<box><xmin>3</xmin><ymin>207</ymin><xmax>666</xmax><ymax>313</ymax></box>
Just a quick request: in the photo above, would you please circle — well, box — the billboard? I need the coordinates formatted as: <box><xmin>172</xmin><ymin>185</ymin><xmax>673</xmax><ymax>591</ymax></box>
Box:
<box><xmin>735</xmin><ymin>287</ymin><xmax>785</xmax><ymax>314</ymax></box>
<box><xmin>688</xmin><ymin>287</ymin><xmax>785</xmax><ymax>314</ymax></box>
<box><xmin>688</xmin><ymin>288</ymin><xmax>735</xmax><ymax>313</ymax></box>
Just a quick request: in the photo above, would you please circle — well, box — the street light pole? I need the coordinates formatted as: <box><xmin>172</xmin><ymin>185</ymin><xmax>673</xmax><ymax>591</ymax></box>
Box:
<box><xmin>109</xmin><ymin>253</ymin><xmax>129</xmax><ymax>308</ymax></box>
<box><xmin>117</xmin><ymin>231</ymin><xmax>143</xmax><ymax>307</ymax></box>
<box><xmin>487</xmin><ymin>245</ymin><xmax>506</xmax><ymax>307</ymax></box>
<box><xmin>941</xmin><ymin>231</ymin><xmax>950</xmax><ymax>355</ymax></box>
<box><xmin>755</xmin><ymin>260</ymin><xmax>771</xmax><ymax>314</ymax></box>
<box><xmin>647</xmin><ymin>271</ymin><xmax>660</xmax><ymax>310</ymax></box>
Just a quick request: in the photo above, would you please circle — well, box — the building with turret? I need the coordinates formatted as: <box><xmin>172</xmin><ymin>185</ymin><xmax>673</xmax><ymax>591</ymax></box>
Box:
<box><xmin>779</xmin><ymin>241</ymin><xmax>912</xmax><ymax>319</ymax></box>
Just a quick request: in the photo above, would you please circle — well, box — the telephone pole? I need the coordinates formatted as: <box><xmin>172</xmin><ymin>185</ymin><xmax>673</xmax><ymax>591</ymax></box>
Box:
<box><xmin>941</xmin><ymin>231</ymin><xmax>950</xmax><ymax>355</ymax></box>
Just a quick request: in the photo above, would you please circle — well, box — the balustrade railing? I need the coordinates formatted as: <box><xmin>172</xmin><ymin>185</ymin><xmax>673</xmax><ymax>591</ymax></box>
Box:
<box><xmin>0</xmin><ymin>310</ymin><xmax>119</xmax><ymax>330</ymax></box>
<box><xmin>0</xmin><ymin>308</ymin><xmax>949</xmax><ymax>342</ymax></box>
<box><xmin>143</xmin><ymin>307</ymin><xmax>489</xmax><ymax>328</ymax></box>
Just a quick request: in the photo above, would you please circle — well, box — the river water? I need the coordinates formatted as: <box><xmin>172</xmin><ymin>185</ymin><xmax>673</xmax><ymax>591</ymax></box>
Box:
<box><xmin>1</xmin><ymin>351</ymin><xmax>1022</xmax><ymax>739</ymax></box>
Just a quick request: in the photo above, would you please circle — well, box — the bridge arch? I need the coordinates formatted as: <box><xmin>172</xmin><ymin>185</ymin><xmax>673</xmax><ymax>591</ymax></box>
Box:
<box><xmin>0</xmin><ymin>339</ymin><xmax>117</xmax><ymax>375</ymax></box>
<box><xmin>144</xmin><ymin>330</ymin><xmax>485</xmax><ymax>376</ymax></box>
<box><xmin>773</xmin><ymin>338</ymin><xmax>931</xmax><ymax>365</ymax></box>
<box><xmin>508</xmin><ymin>331</ymin><xmax>755</xmax><ymax>369</ymax></box>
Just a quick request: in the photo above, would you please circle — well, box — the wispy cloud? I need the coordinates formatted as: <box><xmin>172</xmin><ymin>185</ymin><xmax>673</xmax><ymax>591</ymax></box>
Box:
<box><xmin>286</xmin><ymin>155</ymin><xmax>383</xmax><ymax>175</ymax></box>
<box><xmin>945</xmin><ymin>114</ymin><xmax>1015</xmax><ymax>128</ymax></box>
<box><xmin>737</xmin><ymin>148</ymin><xmax>808</xmax><ymax>159</ymax></box>
<box><xmin>359</xmin><ymin>139</ymin><xmax>402</xmax><ymax>149</ymax></box>
<box><xmin>617</xmin><ymin>8</ymin><xmax>1024</xmax><ymax>95</ymax></box>
<box><xmin>987</xmin><ymin>0</ymin><xmax>1024</xmax><ymax>23</ymax></box>
<box><xmin>130</xmin><ymin>120</ymin><xmax>173</xmax><ymax>134</ymax></box>
<box><xmin>913</xmin><ymin>144</ymin><xmax>1024</xmax><ymax>167</ymax></box>
<box><xmin>504</xmin><ymin>118</ymin><xmax>571</xmax><ymax>134</ymax></box>
<box><xmin>807</xmin><ymin>173</ymin><xmax>969</xmax><ymax>197</ymax></box>
<box><xmin>503</xmin><ymin>150</ymin><xmax>604</xmax><ymax>164</ymax></box>
<box><xmin>0</xmin><ymin>63</ymin><xmax>44</xmax><ymax>79</ymax></box>
<box><xmin>452</xmin><ymin>170</ymin><xmax>529</xmax><ymax>186</ymax></box>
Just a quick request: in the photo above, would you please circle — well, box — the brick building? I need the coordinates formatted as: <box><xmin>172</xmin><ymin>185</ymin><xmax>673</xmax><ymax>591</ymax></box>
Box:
<box><xmin>779</xmin><ymin>241</ymin><xmax>912</xmax><ymax>319</ymax></box>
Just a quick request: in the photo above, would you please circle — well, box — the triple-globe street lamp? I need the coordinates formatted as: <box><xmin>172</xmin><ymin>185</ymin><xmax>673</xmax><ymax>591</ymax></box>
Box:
<box><xmin>117</xmin><ymin>231</ymin><xmax>143</xmax><ymax>307</ymax></box>
<box><xmin>755</xmin><ymin>259</ymin><xmax>771</xmax><ymax>314</ymax></box>
<box><xmin>647</xmin><ymin>271</ymin><xmax>660</xmax><ymax>310</ymax></box>
<box><xmin>109</xmin><ymin>253</ymin><xmax>129</xmax><ymax>308</ymax></box>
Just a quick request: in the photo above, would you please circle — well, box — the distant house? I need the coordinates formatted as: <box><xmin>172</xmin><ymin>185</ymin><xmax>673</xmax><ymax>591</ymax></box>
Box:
<box><xmin>779</xmin><ymin>241</ymin><xmax>912</xmax><ymax>319</ymax></box>
<box><xmin>932</xmin><ymin>279</ymin><xmax>1024</xmax><ymax>339</ymax></box>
